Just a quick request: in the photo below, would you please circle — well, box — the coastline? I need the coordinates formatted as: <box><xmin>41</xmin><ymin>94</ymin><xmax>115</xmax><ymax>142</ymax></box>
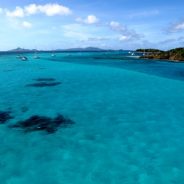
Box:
<box><xmin>140</xmin><ymin>57</ymin><xmax>184</xmax><ymax>63</ymax></box>
<box><xmin>137</xmin><ymin>48</ymin><xmax>184</xmax><ymax>62</ymax></box>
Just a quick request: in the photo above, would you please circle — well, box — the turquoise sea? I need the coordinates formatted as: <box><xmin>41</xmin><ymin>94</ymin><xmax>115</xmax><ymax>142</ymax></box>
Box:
<box><xmin>1</xmin><ymin>52</ymin><xmax>184</xmax><ymax>184</ymax></box>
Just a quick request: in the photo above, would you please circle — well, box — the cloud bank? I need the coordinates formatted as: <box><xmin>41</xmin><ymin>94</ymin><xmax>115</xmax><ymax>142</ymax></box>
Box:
<box><xmin>109</xmin><ymin>21</ymin><xmax>142</xmax><ymax>41</ymax></box>
<box><xmin>3</xmin><ymin>3</ymin><xmax>72</xmax><ymax>18</ymax></box>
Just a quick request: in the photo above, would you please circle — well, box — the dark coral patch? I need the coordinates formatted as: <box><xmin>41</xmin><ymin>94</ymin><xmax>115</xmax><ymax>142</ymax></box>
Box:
<box><xmin>0</xmin><ymin>111</ymin><xmax>13</xmax><ymax>124</ymax></box>
<box><xmin>26</xmin><ymin>82</ymin><xmax>61</xmax><ymax>87</ymax></box>
<box><xmin>26</xmin><ymin>77</ymin><xmax>61</xmax><ymax>87</ymax></box>
<box><xmin>3</xmin><ymin>69</ymin><xmax>14</xmax><ymax>72</ymax></box>
<box><xmin>11</xmin><ymin>114</ymin><xmax>74</xmax><ymax>133</ymax></box>
<box><xmin>35</xmin><ymin>78</ymin><xmax>56</xmax><ymax>82</ymax></box>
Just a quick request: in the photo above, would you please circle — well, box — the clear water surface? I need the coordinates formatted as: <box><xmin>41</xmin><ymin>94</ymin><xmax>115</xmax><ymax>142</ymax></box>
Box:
<box><xmin>0</xmin><ymin>52</ymin><xmax>184</xmax><ymax>184</ymax></box>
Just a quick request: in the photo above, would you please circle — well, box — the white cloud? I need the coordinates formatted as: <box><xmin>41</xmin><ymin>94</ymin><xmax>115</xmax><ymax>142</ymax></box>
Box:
<box><xmin>76</xmin><ymin>15</ymin><xmax>99</xmax><ymax>24</ymax></box>
<box><xmin>168</xmin><ymin>20</ymin><xmax>184</xmax><ymax>32</ymax></box>
<box><xmin>119</xmin><ymin>35</ymin><xmax>131</xmax><ymax>41</ymax></box>
<box><xmin>85</xmin><ymin>15</ymin><xmax>98</xmax><ymax>24</ymax></box>
<box><xmin>36</xmin><ymin>4</ymin><xmax>71</xmax><ymax>16</ymax></box>
<box><xmin>24</xmin><ymin>4</ymin><xmax>38</xmax><ymax>15</ymax></box>
<box><xmin>3</xmin><ymin>3</ymin><xmax>71</xmax><ymax>18</ymax></box>
<box><xmin>6</xmin><ymin>6</ymin><xmax>24</xmax><ymax>18</ymax></box>
<box><xmin>110</xmin><ymin>21</ymin><xmax>126</xmax><ymax>32</ymax></box>
<box><xmin>22</xmin><ymin>21</ymin><xmax>32</xmax><ymax>28</ymax></box>
<box><xmin>109</xmin><ymin>21</ymin><xmax>142</xmax><ymax>41</ymax></box>
<box><xmin>173</xmin><ymin>22</ymin><xmax>184</xmax><ymax>31</ymax></box>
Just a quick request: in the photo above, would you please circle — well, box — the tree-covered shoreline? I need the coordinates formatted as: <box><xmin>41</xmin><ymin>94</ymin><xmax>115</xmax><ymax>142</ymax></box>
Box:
<box><xmin>136</xmin><ymin>48</ymin><xmax>184</xmax><ymax>61</ymax></box>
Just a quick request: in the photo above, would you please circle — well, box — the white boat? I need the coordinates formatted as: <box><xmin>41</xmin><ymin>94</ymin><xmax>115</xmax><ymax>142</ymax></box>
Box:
<box><xmin>127</xmin><ymin>56</ymin><xmax>140</xmax><ymax>58</ymax></box>
<box><xmin>33</xmin><ymin>56</ymin><xmax>40</xmax><ymax>59</ymax></box>
<box><xmin>20</xmin><ymin>56</ymin><xmax>28</xmax><ymax>61</ymax></box>
<box><xmin>51</xmin><ymin>53</ymin><xmax>56</xmax><ymax>57</ymax></box>
<box><xmin>33</xmin><ymin>52</ymin><xmax>40</xmax><ymax>59</ymax></box>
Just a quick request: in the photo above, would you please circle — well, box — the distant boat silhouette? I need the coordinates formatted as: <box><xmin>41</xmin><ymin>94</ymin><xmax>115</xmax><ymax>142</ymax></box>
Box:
<box><xmin>51</xmin><ymin>50</ymin><xmax>56</xmax><ymax>57</ymax></box>
<box><xmin>33</xmin><ymin>52</ymin><xmax>40</xmax><ymax>59</ymax></box>
<box><xmin>20</xmin><ymin>56</ymin><xmax>28</xmax><ymax>61</ymax></box>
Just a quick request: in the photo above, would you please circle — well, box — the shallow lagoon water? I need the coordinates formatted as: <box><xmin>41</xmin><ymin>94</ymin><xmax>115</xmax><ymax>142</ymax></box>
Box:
<box><xmin>1</xmin><ymin>52</ymin><xmax>184</xmax><ymax>184</ymax></box>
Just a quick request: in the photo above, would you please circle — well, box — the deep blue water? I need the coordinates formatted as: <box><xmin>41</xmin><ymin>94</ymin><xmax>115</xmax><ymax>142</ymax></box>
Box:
<box><xmin>1</xmin><ymin>52</ymin><xmax>184</xmax><ymax>184</ymax></box>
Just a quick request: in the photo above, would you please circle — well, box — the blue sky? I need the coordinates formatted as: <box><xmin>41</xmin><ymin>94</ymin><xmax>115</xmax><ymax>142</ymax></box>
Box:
<box><xmin>0</xmin><ymin>0</ymin><xmax>184</xmax><ymax>50</ymax></box>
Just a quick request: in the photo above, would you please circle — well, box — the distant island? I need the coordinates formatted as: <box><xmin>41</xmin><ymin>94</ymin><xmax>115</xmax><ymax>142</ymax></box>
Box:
<box><xmin>9</xmin><ymin>47</ymin><xmax>38</xmax><ymax>52</ymax></box>
<box><xmin>137</xmin><ymin>48</ymin><xmax>184</xmax><ymax>61</ymax></box>
<box><xmin>1</xmin><ymin>47</ymin><xmax>110</xmax><ymax>53</ymax></box>
<box><xmin>0</xmin><ymin>47</ymin><xmax>132</xmax><ymax>54</ymax></box>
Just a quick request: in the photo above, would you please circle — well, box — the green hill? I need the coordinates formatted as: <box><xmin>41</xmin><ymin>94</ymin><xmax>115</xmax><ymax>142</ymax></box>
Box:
<box><xmin>136</xmin><ymin>49</ymin><xmax>163</xmax><ymax>53</ymax></box>
<box><xmin>139</xmin><ymin>48</ymin><xmax>184</xmax><ymax>61</ymax></box>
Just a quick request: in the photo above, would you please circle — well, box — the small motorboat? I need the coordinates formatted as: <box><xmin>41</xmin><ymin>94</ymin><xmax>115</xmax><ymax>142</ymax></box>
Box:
<box><xmin>33</xmin><ymin>56</ymin><xmax>40</xmax><ymax>59</ymax></box>
<box><xmin>20</xmin><ymin>56</ymin><xmax>28</xmax><ymax>61</ymax></box>
<box><xmin>33</xmin><ymin>52</ymin><xmax>40</xmax><ymax>59</ymax></box>
<box><xmin>33</xmin><ymin>55</ymin><xmax>40</xmax><ymax>59</ymax></box>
